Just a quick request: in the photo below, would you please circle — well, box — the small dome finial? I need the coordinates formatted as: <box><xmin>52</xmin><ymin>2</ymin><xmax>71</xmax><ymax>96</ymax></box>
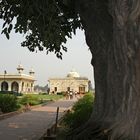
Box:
<box><xmin>29</xmin><ymin>68</ymin><xmax>35</xmax><ymax>76</ymax></box>
<box><xmin>17</xmin><ymin>64</ymin><xmax>24</xmax><ymax>74</ymax></box>
<box><xmin>67</xmin><ymin>69</ymin><xmax>80</xmax><ymax>78</ymax></box>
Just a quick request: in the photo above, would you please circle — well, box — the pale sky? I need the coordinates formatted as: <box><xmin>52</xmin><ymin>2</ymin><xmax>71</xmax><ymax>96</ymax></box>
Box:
<box><xmin>0</xmin><ymin>21</ymin><xmax>94</xmax><ymax>87</ymax></box>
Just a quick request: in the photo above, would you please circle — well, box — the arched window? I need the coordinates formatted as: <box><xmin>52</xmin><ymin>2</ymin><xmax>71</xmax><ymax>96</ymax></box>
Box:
<box><xmin>1</xmin><ymin>81</ymin><xmax>8</xmax><ymax>91</ymax></box>
<box><xmin>11</xmin><ymin>82</ymin><xmax>19</xmax><ymax>92</ymax></box>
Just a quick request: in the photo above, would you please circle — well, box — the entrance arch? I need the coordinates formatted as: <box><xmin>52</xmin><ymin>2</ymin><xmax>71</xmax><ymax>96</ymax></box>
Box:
<box><xmin>11</xmin><ymin>82</ymin><xmax>19</xmax><ymax>92</ymax></box>
<box><xmin>79</xmin><ymin>84</ymin><xmax>86</xmax><ymax>94</ymax></box>
<box><xmin>1</xmin><ymin>81</ymin><xmax>8</xmax><ymax>91</ymax></box>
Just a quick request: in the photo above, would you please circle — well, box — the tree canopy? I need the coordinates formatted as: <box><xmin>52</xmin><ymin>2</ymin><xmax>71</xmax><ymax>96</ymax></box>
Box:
<box><xmin>0</xmin><ymin>0</ymin><xmax>82</xmax><ymax>59</ymax></box>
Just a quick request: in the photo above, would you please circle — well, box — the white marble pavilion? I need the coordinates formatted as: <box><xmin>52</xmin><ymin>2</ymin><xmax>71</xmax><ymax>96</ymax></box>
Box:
<box><xmin>0</xmin><ymin>65</ymin><xmax>35</xmax><ymax>93</ymax></box>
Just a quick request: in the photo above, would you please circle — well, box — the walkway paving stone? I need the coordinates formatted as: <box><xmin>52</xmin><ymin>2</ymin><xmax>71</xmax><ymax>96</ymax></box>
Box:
<box><xmin>0</xmin><ymin>99</ymin><xmax>77</xmax><ymax>140</ymax></box>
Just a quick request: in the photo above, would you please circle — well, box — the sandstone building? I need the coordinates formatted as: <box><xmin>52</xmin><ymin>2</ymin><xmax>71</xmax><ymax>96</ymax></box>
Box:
<box><xmin>0</xmin><ymin>65</ymin><xmax>35</xmax><ymax>93</ymax></box>
<box><xmin>49</xmin><ymin>69</ymin><xmax>89</xmax><ymax>94</ymax></box>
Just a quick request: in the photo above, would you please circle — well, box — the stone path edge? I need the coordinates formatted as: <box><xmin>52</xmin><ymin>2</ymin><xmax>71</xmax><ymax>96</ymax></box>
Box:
<box><xmin>39</xmin><ymin>106</ymin><xmax>72</xmax><ymax>140</ymax></box>
<box><xmin>0</xmin><ymin>100</ymin><xmax>54</xmax><ymax>121</ymax></box>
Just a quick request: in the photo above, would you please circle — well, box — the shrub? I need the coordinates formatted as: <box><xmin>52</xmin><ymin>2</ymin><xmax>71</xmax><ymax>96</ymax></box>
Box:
<box><xmin>0</xmin><ymin>94</ymin><xmax>19</xmax><ymax>113</ymax></box>
<box><xmin>0</xmin><ymin>91</ymin><xmax>23</xmax><ymax>96</ymax></box>
<box><xmin>57</xmin><ymin>92</ymin><xmax>63</xmax><ymax>95</ymax></box>
<box><xmin>19</xmin><ymin>94</ymin><xmax>41</xmax><ymax>106</ymax></box>
<box><xmin>64</xmin><ymin>93</ymin><xmax>94</xmax><ymax>129</ymax></box>
<box><xmin>39</xmin><ymin>92</ymin><xmax>49</xmax><ymax>95</ymax></box>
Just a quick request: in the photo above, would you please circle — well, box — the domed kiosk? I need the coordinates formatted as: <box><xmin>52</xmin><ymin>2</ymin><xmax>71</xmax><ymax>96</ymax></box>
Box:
<box><xmin>49</xmin><ymin>69</ymin><xmax>89</xmax><ymax>94</ymax></box>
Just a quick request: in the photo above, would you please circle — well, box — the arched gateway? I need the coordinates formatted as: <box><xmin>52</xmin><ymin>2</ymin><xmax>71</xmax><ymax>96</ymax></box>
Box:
<box><xmin>1</xmin><ymin>81</ymin><xmax>8</xmax><ymax>91</ymax></box>
<box><xmin>11</xmin><ymin>82</ymin><xmax>19</xmax><ymax>92</ymax></box>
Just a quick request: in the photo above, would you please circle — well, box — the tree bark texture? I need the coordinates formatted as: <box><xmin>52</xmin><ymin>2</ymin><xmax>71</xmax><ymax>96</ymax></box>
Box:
<box><xmin>68</xmin><ymin>0</ymin><xmax>140</xmax><ymax>139</ymax></box>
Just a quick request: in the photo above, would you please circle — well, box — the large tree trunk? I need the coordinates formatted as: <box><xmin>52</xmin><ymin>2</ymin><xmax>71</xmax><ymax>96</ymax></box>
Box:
<box><xmin>68</xmin><ymin>0</ymin><xmax>140</xmax><ymax>139</ymax></box>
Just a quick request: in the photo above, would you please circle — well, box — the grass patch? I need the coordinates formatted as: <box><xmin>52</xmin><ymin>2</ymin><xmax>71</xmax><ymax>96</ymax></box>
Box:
<box><xmin>20</xmin><ymin>94</ymin><xmax>63</xmax><ymax>101</ymax></box>
<box><xmin>18</xmin><ymin>94</ymin><xmax>64</xmax><ymax>106</ymax></box>
<box><xmin>0</xmin><ymin>93</ymin><xmax>64</xmax><ymax>113</ymax></box>
<box><xmin>18</xmin><ymin>94</ymin><xmax>41</xmax><ymax>106</ymax></box>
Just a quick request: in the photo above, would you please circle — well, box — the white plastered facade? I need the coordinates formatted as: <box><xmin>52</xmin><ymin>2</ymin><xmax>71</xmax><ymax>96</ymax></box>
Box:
<box><xmin>49</xmin><ymin>70</ymin><xmax>89</xmax><ymax>94</ymax></box>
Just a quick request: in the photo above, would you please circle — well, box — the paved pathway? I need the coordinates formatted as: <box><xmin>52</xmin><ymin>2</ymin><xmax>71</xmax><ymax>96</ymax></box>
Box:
<box><xmin>0</xmin><ymin>98</ymin><xmax>77</xmax><ymax>140</ymax></box>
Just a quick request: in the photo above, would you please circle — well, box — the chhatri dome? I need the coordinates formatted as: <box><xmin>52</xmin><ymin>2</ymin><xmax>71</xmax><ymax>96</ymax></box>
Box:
<box><xmin>29</xmin><ymin>68</ymin><xmax>35</xmax><ymax>75</ymax></box>
<box><xmin>17</xmin><ymin>64</ymin><xmax>24</xmax><ymax>74</ymax></box>
<box><xmin>67</xmin><ymin>69</ymin><xmax>80</xmax><ymax>78</ymax></box>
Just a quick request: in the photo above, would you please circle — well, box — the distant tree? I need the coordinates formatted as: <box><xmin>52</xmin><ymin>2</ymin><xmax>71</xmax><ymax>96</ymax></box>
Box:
<box><xmin>88</xmin><ymin>80</ymin><xmax>94</xmax><ymax>92</ymax></box>
<box><xmin>1</xmin><ymin>0</ymin><xmax>140</xmax><ymax>139</ymax></box>
<box><xmin>34</xmin><ymin>84</ymin><xmax>49</xmax><ymax>93</ymax></box>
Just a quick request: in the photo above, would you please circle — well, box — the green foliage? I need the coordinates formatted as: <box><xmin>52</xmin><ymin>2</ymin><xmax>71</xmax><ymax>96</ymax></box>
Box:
<box><xmin>39</xmin><ymin>92</ymin><xmax>49</xmax><ymax>95</ymax></box>
<box><xmin>19</xmin><ymin>94</ymin><xmax>41</xmax><ymax>106</ymax></box>
<box><xmin>0</xmin><ymin>91</ymin><xmax>23</xmax><ymax>96</ymax></box>
<box><xmin>0</xmin><ymin>0</ymin><xmax>82</xmax><ymax>59</ymax></box>
<box><xmin>64</xmin><ymin>93</ymin><xmax>94</xmax><ymax>129</ymax></box>
<box><xmin>18</xmin><ymin>94</ymin><xmax>63</xmax><ymax>105</ymax></box>
<box><xmin>41</xmin><ymin>94</ymin><xmax>64</xmax><ymax>101</ymax></box>
<box><xmin>57</xmin><ymin>92</ymin><xmax>66</xmax><ymax>96</ymax></box>
<box><xmin>28</xmin><ymin>94</ymin><xmax>63</xmax><ymax>100</ymax></box>
<box><xmin>0</xmin><ymin>94</ymin><xmax>20</xmax><ymax>113</ymax></box>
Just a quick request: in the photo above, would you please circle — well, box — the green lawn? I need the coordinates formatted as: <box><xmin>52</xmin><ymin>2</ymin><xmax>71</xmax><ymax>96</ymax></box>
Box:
<box><xmin>24</xmin><ymin>94</ymin><xmax>64</xmax><ymax>100</ymax></box>
<box><xmin>17</xmin><ymin>94</ymin><xmax>64</xmax><ymax>106</ymax></box>
<box><xmin>0</xmin><ymin>93</ymin><xmax>64</xmax><ymax>113</ymax></box>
